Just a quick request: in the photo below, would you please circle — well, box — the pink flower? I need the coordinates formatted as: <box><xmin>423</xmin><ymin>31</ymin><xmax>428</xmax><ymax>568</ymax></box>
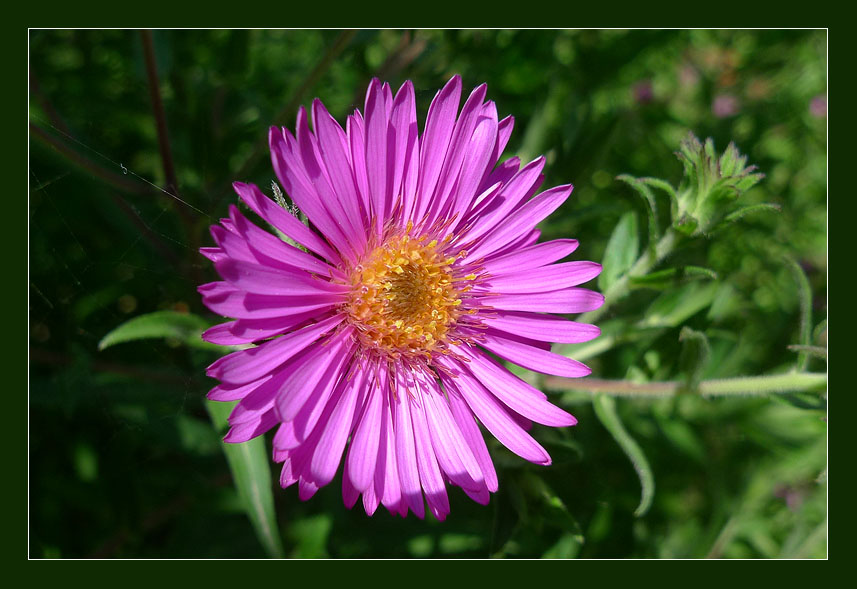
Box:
<box><xmin>712</xmin><ymin>93</ymin><xmax>740</xmax><ymax>118</ymax></box>
<box><xmin>810</xmin><ymin>94</ymin><xmax>827</xmax><ymax>118</ymax></box>
<box><xmin>200</xmin><ymin>76</ymin><xmax>603</xmax><ymax>520</ymax></box>
<box><xmin>632</xmin><ymin>79</ymin><xmax>654</xmax><ymax>105</ymax></box>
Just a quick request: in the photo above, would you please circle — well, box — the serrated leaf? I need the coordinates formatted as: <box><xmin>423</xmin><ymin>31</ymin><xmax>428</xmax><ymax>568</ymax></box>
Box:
<box><xmin>599</xmin><ymin>211</ymin><xmax>639</xmax><ymax>292</ymax></box>
<box><xmin>593</xmin><ymin>394</ymin><xmax>655</xmax><ymax>517</ymax></box>
<box><xmin>98</xmin><ymin>311</ymin><xmax>218</xmax><ymax>351</ymax></box>
<box><xmin>206</xmin><ymin>400</ymin><xmax>285</xmax><ymax>558</ymax></box>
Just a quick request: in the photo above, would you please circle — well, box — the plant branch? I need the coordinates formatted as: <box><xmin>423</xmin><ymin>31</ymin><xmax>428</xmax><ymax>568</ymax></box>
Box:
<box><xmin>140</xmin><ymin>29</ymin><xmax>202</xmax><ymax>285</ymax></box>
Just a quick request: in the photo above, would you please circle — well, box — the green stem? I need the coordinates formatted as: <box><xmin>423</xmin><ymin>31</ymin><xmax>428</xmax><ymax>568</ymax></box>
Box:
<box><xmin>544</xmin><ymin>371</ymin><xmax>827</xmax><ymax>398</ymax></box>
<box><xmin>580</xmin><ymin>228</ymin><xmax>679</xmax><ymax>324</ymax></box>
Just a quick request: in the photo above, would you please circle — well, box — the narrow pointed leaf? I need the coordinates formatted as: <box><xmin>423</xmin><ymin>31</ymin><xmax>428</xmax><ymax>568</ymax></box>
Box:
<box><xmin>98</xmin><ymin>311</ymin><xmax>218</xmax><ymax>351</ymax></box>
<box><xmin>722</xmin><ymin>203</ymin><xmax>781</xmax><ymax>224</ymax></box>
<box><xmin>617</xmin><ymin>174</ymin><xmax>661</xmax><ymax>250</ymax></box>
<box><xmin>207</xmin><ymin>400</ymin><xmax>285</xmax><ymax>558</ymax></box>
<box><xmin>784</xmin><ymin>256</ymin><xmax>813</xmax><ymax>371</ymax></box>
<box><xmin>593</xmin><ymin>394</ymin><xmax>654</xmax><ymax>517</ymax></box>
<box><xmin>637</xmin><ymin>282</ymin><xmax>718</xmax><ymax>329</ymax></box>
<box><xmin>629</xmin><ymin>265</ymin><xmax>718</xmax><ymax>290</ymax></box>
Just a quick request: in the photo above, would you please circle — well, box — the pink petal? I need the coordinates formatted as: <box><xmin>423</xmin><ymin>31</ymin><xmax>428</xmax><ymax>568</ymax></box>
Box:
<box><xmin>390</xmin><ymin>80</ymin><xmax>420</xmax><ymax>223</ymax></box>
<box><xmin>483</xmin><ymin>288</ymin><xmax>604</xmax><ymax>314</ymax></box>
<box><xmin>414</xmin><ymin>75</ymin><xmax>462</xmax><ymax>223</ymax></box>
<box><xmin>233</xmin><ymin>181</ymin><xmax>339</xmax><ymax>264</ymax></box>
<box><xmin>275</xmin><ymin>326</ymin><xmax>354</xmax><ymax>423</ymax></box>
<box><xmin>466</xmin><ymin>184</ymin><xmax>572</xmax><ymax>260</ymax></box>
<box><xmin>207</xmin><ymin>376</ymin><xmax>272</xmax><ymax>402</ymax></box>
<box><xmin>480</xmin><ymin>311</ymin><xmax>601</xmax><ymax>344</ymax></box>
<box><xmin>375</xmin><ymin>391</ymin><xmax>403</xmax><ymax>515</ymax></box>
<box><xmin>415</xmin><ymin>371</ymin><xmax>484</xmax><ymax>491</ymax></box>
<box><xmin>441</xmin><ymin>372</ymin><xmax>551</xmax><ymax>465</ymax></box>
<box><xmin>364</xmin><ymin>79</ymin><xmax>390</xmax><ymax>234</ymax></box>
<box><xmin>309</xmin><ymin>364</ymin><xmax>365</xmax><ymax>486</ymax></box>
<box><xmin>208</xmin><ymin>314</ymin><xmax>343</xmax><ymax>384</ymax></box>
<box><xmin>310</xmin><ymin>99</ymin><xmax>369</xmax><ymax>238</ymax></box>
<box><xmin>215</xmin><ymin>258</ymin><xmax>349</xmax><ymax>297</ymax></box>
<box><xmin>346</xmin><ymin>368</ymin><xmax>384</xmax><ymax>492</ymax></box>
<box><xmin>476</xmin><ymin>113</ymin><xmax>514</xmax><ymax>191</ymax></box>
<box><xmin>445</xmin><ymin>107</ymin><xmax>499</xmax><ymax>224</ymax></box>
<box><xmin>393</xmin><ymin>372</ymin><xmax>425</xmax><ymax>519</ymax></box>
<box><xmin>223</xmin><ymin>408</ymin><xmax>278</xmax><ymax>443</ymax></box>
<box><xmin>483</xmin><ymin>261</ymin><xmax>602</xmax><ymax>294</ymax></box>
<box><xmin>347</xmin><ymin>112</ymin><xmax>373</xmax><ymax>225</ymax></box>
<box><xmin>480</xmin><ymin>330</ymin><xmax>592</xmax><ymax>378</ymax></box>
<box><xmin>457</xmin><ymin>347</ymin><xmax>578</xmax><ymax>427</ymax></box>
<box><xmin>461</xmin><ymin>156</ymin><xmax>545</xmax><ymax>243</ymax></box>
<box><xmin>425</xmin><ymin>83</ymin><xmax>488</xmax><ymax>225</ymax></box>
<box><xmin>409</xmin><ymin>379</ymin><xmax>450</xmax><ymax>521</ymax></box>
<box><xmin>270</xmin><ymin>126</ymin><xmax>356</xmax><ymax>259</ymax></box>
<box><xmin>446</xmin><ymin>388</ymin><xmax>498</xmax><ymax>492</ymax></box>
<box><xmin>480</xmin><ymin>238</ymin><xmax>579</xmax><ymax>275</ymax></box>
<box><xmin>229</xmin><ymin>206</ymin><xmax>341</xmax><ymax>278</ymax></box>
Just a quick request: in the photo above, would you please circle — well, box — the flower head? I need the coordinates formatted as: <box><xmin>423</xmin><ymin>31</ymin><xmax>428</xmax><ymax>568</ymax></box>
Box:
<box><xmin>200</xmin><ymin>76</ymin><xmax>603</xmax><ymax>520</ymax></box>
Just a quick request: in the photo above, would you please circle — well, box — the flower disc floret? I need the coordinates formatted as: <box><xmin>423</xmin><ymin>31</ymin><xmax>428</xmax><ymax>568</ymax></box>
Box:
<box><xmin>345</xmin><ymin>228</ymin><xmax>472</xmax><ymax>360</ymax></box>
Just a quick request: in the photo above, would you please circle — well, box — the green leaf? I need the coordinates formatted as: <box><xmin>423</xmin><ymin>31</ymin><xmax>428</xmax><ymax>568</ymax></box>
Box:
<box><xmin>593</xmin><ymin>394</ymin><xmax>655</xmax><ymax>517</ymax></box>
<box><xmin>599</xmin><ymin>211</ymin><xmax>639</xmax><ymax>292</ymax></box>
<box><xmin>722</xmin><ymin>203</ymin><xmax>781</xmax><ymax>224</ymax></box>
<box><xmin>639</xmin><ymin>176</ymin><xmax>678</xmax><ymax>204</ymax></box>
<box><xmin>629</xmin><ymin>265</ymin><xmax>718</xmax><ymax>291</ymax></box>
<box><xmin>637</xmin><ymin>282</ymin><xmax>719</xmax><ymax>329</ymax></box>
<box><xmin>617</xmin><ymin>174</ymin><xmax>661</xmax><ymax>250</ymax></box>
<box><xmin>679</xmin><ymin>327</ymin><xmax>711</xmax><ymax>392</ymax></box>
<box><xmin>98</xmin><ymin>311</ymin><xmax>218</xmax><ymax>351</ymax></box>
<box><xmin>812</xmin><ymin>319</ymin><xmax>827</xmax><ymax>345</ymax></box>
<box><xmin>206</xmin><ymin>401</ymin><xmax>285</xmax><ymax>558</ymax></box>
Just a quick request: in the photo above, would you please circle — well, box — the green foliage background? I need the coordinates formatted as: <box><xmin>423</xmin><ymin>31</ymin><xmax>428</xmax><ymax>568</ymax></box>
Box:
<box><xmin>29</xmin><ymin>29</ymin><xmax>827</xmax><ymax>558</ymax></box>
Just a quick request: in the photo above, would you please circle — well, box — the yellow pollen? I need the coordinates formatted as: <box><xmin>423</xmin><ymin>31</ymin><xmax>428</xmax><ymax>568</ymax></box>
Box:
<box><xmin>345</xmin><ymin>232</ymin><xmax>466</xmax><ymax>358</ymax></box>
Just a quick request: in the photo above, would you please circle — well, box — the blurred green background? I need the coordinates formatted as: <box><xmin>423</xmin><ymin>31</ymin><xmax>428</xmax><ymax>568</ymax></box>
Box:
<box><xmin>29</xmin><ymin>29</ymin><xmax>827</xmax><ymax>558</ymax></box>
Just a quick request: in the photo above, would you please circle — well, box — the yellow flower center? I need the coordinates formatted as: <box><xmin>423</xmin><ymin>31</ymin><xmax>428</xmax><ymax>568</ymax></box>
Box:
<box><xmin>345</xmin><ymin>228</ymin><xmax>473</xmax><ymax>360</ymax></box>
